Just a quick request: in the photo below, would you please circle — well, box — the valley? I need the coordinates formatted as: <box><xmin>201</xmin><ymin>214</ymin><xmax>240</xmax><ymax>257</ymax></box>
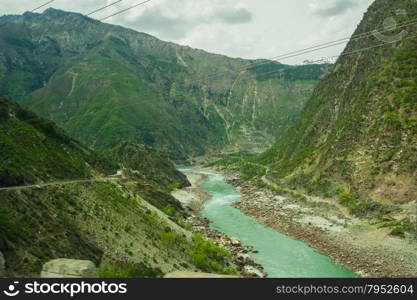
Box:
<box><xmin>0</xmin><ymin>0</ymin><xmax>416</xmax><ymax>279</ymax></box>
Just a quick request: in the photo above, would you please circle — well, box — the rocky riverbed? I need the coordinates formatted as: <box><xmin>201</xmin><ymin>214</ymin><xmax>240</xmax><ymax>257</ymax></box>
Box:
<box><xmin>219</xmin><ymin>170</ymin><xmax>417</xmax><ymax>278</ymax></box>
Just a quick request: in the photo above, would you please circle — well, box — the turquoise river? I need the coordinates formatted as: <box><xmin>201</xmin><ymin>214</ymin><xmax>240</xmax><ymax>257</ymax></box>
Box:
<box><xmin>183</xmin><ymin>169</ymin><xmax>357</xmax><ymax>278</ymax></box>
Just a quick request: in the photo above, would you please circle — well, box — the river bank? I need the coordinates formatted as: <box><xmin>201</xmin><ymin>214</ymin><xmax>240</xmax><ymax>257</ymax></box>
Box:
<box><xmin>171</xmin><ymin>172</ymin><xmax>211</xmax><ymax>212</ymax></box>
<box><xmin>215</xmin><ymin>169</ymin><xmax>417</xmax><ymax>278</ymax></box>
<box><xmin>172</xmin><ymin>170</ymin><xmax>267</xmax><ymax>278</ymax></box>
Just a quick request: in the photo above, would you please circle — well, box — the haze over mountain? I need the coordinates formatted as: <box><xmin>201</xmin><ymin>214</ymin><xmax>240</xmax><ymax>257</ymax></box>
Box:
<box><xmin>0</xmin><ymin>8</ymin><xmax>327</xmax><ymax>160</ymax></box>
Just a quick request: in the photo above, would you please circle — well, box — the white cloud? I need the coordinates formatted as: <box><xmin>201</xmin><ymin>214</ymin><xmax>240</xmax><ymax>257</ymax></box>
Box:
<box><xmin>310</xmin><ymin>0</ymin><xmax>358</xmax><ymax>18</ymax></box>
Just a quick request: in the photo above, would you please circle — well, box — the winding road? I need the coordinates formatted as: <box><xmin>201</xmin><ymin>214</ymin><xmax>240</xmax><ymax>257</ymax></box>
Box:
<box><xmin>0</xmin><ymin>177</ymin><xmax>120</xmax><ymax>192</ymax></box>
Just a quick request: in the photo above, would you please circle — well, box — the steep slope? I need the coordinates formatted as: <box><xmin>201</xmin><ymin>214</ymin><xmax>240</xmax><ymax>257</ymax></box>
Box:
<box><xmin>0</xmin><ymin>96</ymin><xmax>233</xmax><ymax>277</ymax></box>
<box><xmin>110</xmin><ymin>141</ymin><xmax>189</xmax><ymax>190</ymax></box>
<box><xmin>0</xmin><ymin>9</ymin><xmax>326</xmax><ymax>160</ymax></box>
<box><xmin>0</xmin><ymin>95</ymin><xmax>116</xmax><ymax>187</ymax></box>
<box><xmin>110</xmin><ymin>141</ymin><xmax>190</xmax><ymax>213</ymax></box>
<box><xmin>258</xmin><ymin>0</ymin><xmax>416</xmax><ymax>215</ymax></box>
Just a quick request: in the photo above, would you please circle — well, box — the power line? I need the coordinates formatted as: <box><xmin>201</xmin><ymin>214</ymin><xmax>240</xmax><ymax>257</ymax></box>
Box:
<box><xmin>0</xmin><ymin>0</ymin><xmax>55</xmax><ymax>25</ymax></box>
<box><xmin>31</xmin><ymin>0</ymin><xmax>55</xmax><ymax>12</ymax></box>
<box><xmin>100</xmin><ymin>0</ymin><xmax>152</xmax><ymax>21</ymax></box>
<box><xmin>257</xmin><ymin>21</ymin><xmax>417</xmax><ymax>78</ymax></box>
<box><xmin>45</xmin><ymin>31</ymin><xmax>417</xmax><ymax>136</ymax></box>
<box><xmin>252</xmin><ymin>31</ymin><xmax>417</xmax><ymax>79</ymax></box>
<box><xmin>205</xmin><ymin>13</ymin><xmax>417</xmax><ymax>80</ymax></box>
<box><xmin>86</xmin><ymin>0</ymin><xmax>123</xmax><ymax>16</ymax></box>
<box><xmin>0</xmin><ymin>0</ymin><xmax>57</xmax><ymax>27</ymax></box>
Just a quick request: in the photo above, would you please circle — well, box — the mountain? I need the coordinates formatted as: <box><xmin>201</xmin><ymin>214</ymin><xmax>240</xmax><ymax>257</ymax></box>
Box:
<box><xmin>253</xmin><ymin>0</ymin><xmax>416</xmax><ymax>216</ymax></box>
<box><xmin>0</xmin><ymin>95</ymin><xmax>234</xmax><ymax>277</ymax></box>
<box><xmin>0</xmin><ymin>9</ymin><xmax>327</xmax><ymax>160</ymax></box>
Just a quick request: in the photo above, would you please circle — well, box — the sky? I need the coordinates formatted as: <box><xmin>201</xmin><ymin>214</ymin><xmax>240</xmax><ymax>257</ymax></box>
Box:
<box><xmin>1</xmin><ymin>0</ymin><xmax>376</xmax><ymax>64</ymax></box>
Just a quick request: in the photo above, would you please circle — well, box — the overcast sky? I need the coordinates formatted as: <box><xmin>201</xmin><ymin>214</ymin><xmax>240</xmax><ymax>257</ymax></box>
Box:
<box><xmin>1</xmin><ymin>0</ymin><xmax>375</xmax><ymax>64</ymax></box>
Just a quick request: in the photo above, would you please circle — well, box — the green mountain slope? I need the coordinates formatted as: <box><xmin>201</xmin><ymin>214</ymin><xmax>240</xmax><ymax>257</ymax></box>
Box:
<box><xmin>0</xmin><ymin>96</ymin><xmax>233</xmax><ymax>277</ymax></box>
<box><xmin>0</xmin><ymin>9</ymin><xmax>326</xmax><ymax>160</ymax></box>
<box><xmin>257</xmin><ymin>0</ymin><xmax>416</xmax><ymax>213</ymax></box>
<box><xmin>0</xmin><ymin>95</ymin><xmax>116</xmax><ymax>187</ymax></box>
<box><xmin>109</xmin><ymin>141</ymin><xmax>190</xmax><ymax>213</ymax></box>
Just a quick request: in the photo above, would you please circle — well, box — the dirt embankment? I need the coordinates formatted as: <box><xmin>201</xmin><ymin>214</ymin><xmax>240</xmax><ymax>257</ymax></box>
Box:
<box><xmin>218</xmin><ymin>170</ymin><xmax>417</xmax><ymax>278</ymax></box>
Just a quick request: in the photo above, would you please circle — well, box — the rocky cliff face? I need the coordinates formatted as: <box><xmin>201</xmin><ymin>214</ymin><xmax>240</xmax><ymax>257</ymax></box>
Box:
<box><xmin>259</xmin><ymin>0</ymin><xmax>416</xmax><ymax>212</ymax></box>
<box><xmin>0</xmin><ymin>9</ymin><xmax>326</xmax><ymax>160</ymax></box>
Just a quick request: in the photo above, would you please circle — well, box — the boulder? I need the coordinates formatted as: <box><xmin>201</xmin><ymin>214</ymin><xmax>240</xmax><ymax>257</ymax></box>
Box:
<box><xmin>230</xmin><ymin>238</ymin><xmax>241</xmax><ymax>246</ymax></box>
<box><xmin>41</xmin><ymin>259</ymin><xmax>98</xmax><ymax>278</ymax></box>
<box><xmin>0</xmin><ymin>251</ymin><xmax>5</xmax><ymax>277</ymax></box>
<box><xmin>243</xmin><ymin>265</ymin><xmax>265</xmax><ymax>278</ymax></box>
<box><xmin>236</xmin><ymin>253</ymin><xmax>252</xmax><ymax>265</ymax></box>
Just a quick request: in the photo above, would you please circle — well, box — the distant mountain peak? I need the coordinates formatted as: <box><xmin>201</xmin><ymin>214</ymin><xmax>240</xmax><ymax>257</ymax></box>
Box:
<box><xmin>43</xmin><ymin>8</ymin><xmax>67</xmax><ymax>15</ymax></box>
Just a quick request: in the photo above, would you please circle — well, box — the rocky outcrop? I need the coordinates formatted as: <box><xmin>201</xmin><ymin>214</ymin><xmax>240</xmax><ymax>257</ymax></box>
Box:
<box><xmin>40</xmin><ymin>259</ymin><xmax>98</xmax><ymax>278</ymax></box>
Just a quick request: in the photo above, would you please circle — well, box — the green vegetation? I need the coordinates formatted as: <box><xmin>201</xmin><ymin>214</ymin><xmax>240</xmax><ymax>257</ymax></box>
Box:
<box><xmin>97</xmin><ymin>262</ymin><xmax>164</xmax><ymax>278</ymax></box>
<box><xmin>190</xmin><ymin>234</ymin><xmax>236</xmax><ymax>275</ymax></box>
<box><xmin>338</xmin><ymin>193</ymin><xmax>386</xmax><ymax>218</ymax></box>
<box><xmin>378</xmin><ymin>218</ymin><xmax>416</xmax><ymax>238</ymax></box>
<box><xmin>0</xmin><ymin>95</ymin><xmax>117</xmax><ymax>187</ymax></box>
<box><xmin>110</xmin><ymin>141</ymin><xmax>190</xmax><ymax>215</ymax></box>
<box><xmin>208</xmin><ymin>156</ymin><xmax>266</xmax><ymax>180</ymax></box>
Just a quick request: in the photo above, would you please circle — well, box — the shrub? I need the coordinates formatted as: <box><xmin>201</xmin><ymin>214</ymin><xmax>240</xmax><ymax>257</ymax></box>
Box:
<box><xmin>338</xmin><ymin>193</ymin><xmax>384</xmax><ymax>217</ymax></box>
<box><xmin>158</xmin><ymin>231</ymin><xmax>182</xmax><ymax>247</ymax></box>
<box><xmin>391</xmin><ymin>226</ymin><xmax>406</xmax><ymax>238</ymax></box>
<box><xmin>190</xmin><ymin>234</ymin><xmax>236</xmax><ymax>275</ymax></box>
<box><xmin>163</xmin><ymin>205</ymin><xmax>175</xmax><ymax>216</ymax></box>
<box><xmin>98</xmin><ymin>262</ymin><xmax>163</xmax><ymax>278</ymax></box>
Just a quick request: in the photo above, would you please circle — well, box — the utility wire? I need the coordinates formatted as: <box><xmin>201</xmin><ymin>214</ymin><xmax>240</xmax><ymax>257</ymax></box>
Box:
<box><xmin>100</xmin><ymin>0</ymin><xmax>152</xmax><ymax>21</ymax></box>
<box><xmin>0</xmin><ymin>1</ymin><xmax>56</xmax><ymax>28</ymax></box>
<box><xmin>86</xmin><ymin>0</ymin><xmax>123</xmax><ymax>16</ymax></box>
<box><xmin>205</xmin><ymin>14</ymin><xmax>417</xmax><ymax>80</ymax></box>
<box><xmin>257</xmin><ymin>31</ymin><xmax>417</xmax><ymax>79</ymax></box>
<box><xmin>31</xmin><ymin>0</ymin><xmax>55</xmax><ymax>12</ymax></box>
